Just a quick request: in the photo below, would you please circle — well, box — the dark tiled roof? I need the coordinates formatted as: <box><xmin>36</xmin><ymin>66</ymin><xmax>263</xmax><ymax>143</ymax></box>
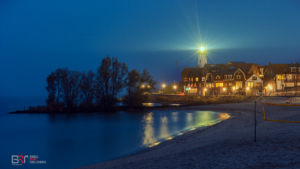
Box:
<box><xmin>181</xmin><ymin>68</ymin><xmax>194</xmax><ymax>74</ymax></box>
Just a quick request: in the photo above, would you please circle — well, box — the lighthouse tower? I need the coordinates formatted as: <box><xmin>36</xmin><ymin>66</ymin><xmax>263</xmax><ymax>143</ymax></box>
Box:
<box><xmin>198</xmin><ymin>47</ymin><xmax>207</xmax><ymax>67</ymax></box>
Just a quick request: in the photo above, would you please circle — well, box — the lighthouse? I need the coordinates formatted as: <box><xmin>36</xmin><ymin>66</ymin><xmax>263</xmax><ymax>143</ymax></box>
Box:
<box><xmin>198</xmin><ymin>47</ymin><xmax>207</xmax><ymax>68</ymax></box>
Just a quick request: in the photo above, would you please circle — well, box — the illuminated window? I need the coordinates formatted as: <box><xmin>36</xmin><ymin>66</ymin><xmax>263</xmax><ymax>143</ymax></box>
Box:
<box><xmin>191</xmin><ymin>77</ymin><xmax>193</xmax><ymax>82</ymax></box>
<box><xmin>212</xmin><ymin>83</ymin><xmax>214</xmax><ymax>88</ymax></box>
<box><xmin>228</xmin><ymin>75</ymin><xmax>232</xmax><ymax>79</ymax></box>
<box><xmin>194</xmin><ymin>83</ymin><xmax>197</xmax><ymax>87</ymax></box>
<box><xmin>247</xmin><ymin>82</ymin><xmax>253</xmax><ymax>88</ymax></box>
<box><xmin>252</xmin><ymin>76</ymin><xmax>257</xmax><ymax>80</ymax></box>
<box><xmin>229</xmin><ymin>83</ymin><xmax>232</xmax><ymax>86</ymax></box>
<box><xmin>216</xmin><ymin>83</ymin><xmax>223</xmax><ymax>87</ymax></box>
<box><xmin>216</xmin><ymin>75</ymin><xmax>220</xmax><ymax>79</ymax></box>
<box><xmin>202</xmin><ymin>77</ymin><xmax>205</xmax><ymax>81</ymax></box>
<box><xmin>236</xmin><ymin>82</ymin><xmax>242</xmax><ymax>89</ymax></box>
<box><xmin>277</xmin><ymin>75</ymin><xmax>282</xmax><ymax>80</ymax></box>
<box><xmin>184</xmin><ymin>78</ymin><xmax>188</xmax><ymax>82</ymax></box>
<box><xmin>189</xmin><ymin>77</ymin><xmax>190</xmax><ymax>82</ymax></box>
<box><xmin>225</xmin><ymin>83</ymin><xmax>227</xmax><ymax>86</ymax></box>
<box><xmin>291</xmin><ymin>67</ymin><xmax>296</xmax><ymax>72</ymax></box>
<box><xmin>195</xmin><ymin>77</ymin><xmax>198</xmax><ymax>82</ymax></box>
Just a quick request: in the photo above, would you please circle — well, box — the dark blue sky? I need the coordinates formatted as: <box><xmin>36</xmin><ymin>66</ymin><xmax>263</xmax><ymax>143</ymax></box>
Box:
<box><xmin>1</xmin><ymin>0</ymin><xmax>300</xmax><ymax>97</ymax></box>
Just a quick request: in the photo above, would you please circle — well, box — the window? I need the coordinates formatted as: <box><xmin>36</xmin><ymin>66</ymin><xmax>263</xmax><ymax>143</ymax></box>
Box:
<box><xmin>291</xmin><ymin>67</ymin><xmax>296</xmax><ymax>72</ymax></box>
<box><xmin>191</xmin><ymin>77</ymin><xmax>193</xmax><ymax>82</ymax></box>
<box><xmin>252</xmin><ymin>76</ymin><xmax>257</xmax><ymax>80</ymax></box>
<box><xmin>212</xmin><ymin>70</ymin><xmax>216</xmax><ymax>72</ymax></box>
<box><xmin>189</xmin><ymin>77</ymin><xmax>190</xmax><ymax>82</ymax></box>
<box><xmin>277</xmin><ymin>75</ymin><xmax>282</xmax><ymax>80</ymax></box>
<box><xmin>253</xmin><ymin>71</ymin><xmax>257</xmax><ymax>73</ymax></box>
<box><xmin>237</xmin><ymin>75</ymin><xmax>241</xmax><ymax>79</ymax></box>
<box><xmin>191</xmin><ymin>83</ymin><xmax>193</xmax><ymax>87</ymax></box>
<box><xmin>225</xmin><ymin>83</ymin><xmax>227</xmax><ymax>86</ymax></box>
<box><xmin>247</xmin><ymin>82</ymin><xmax>253</xmax><ymax>88</ymax></box>
<box><xmin>184</xmin><ymin>78</ymin><xmax>188</xmax><ymax>82</ymax></box>
<box><xmin>216</xmin><ymin>75</ymin><xmax>220</xmax><ymax>79</ymax></box>
<box><xmin>208</xmin><ymin>84</ymin><xmax>212</xmax><ymax>88</ymax></box>
<box><xmin>229</xmin><ymin>83</ymin><xmax>232</xmax><ymax>86</ymax></box>
<box><xmin>236</xmin><ymin>82</ymin><xmax>242</xmax><ymax>89</ymax></box>
<box><xmin>228</xmin><ymin>75</ymin><xmax>232</xmax><ymax>79</ymax></box>
<box><xmin>224</xmin><ymin>75</ymin><xmax>227</xmax><ymax>79</ymax></box>
<box><xmin>195</xmin><ymin>77</ymin><xmax>198</xmax><ymax>82</ymax></box>
<box><xmin>216</xmin><ymin>83</ymin><xmax>223</xmax><ymax>87</ymax></box>
<box><xmin>206</xmin><ymin>84</ymin><xmax>208</xmax><ymax>87</ymax></box>
<box><xmin>212</xmin><ymin>83</ymin><xmax>214</xmax><ymax>88</ymax></box>
<box><xmin>199</xmin><ymin>83</ymin><xmax>201</xmax><ymax>87</ymax></box>
<box><xmin>202</xmin><ymin>77</ymin><xmax>205</xmax><ymax>82</ymax></box>
<box><xmin>260</xmin><ymin>68</ymin><xmax>264</xmax><ymax>74</ymax></box>
<box><xmin>188</xmin><ymin>83</ymin><xmax>190</xmax><ymax>87</ymax></box>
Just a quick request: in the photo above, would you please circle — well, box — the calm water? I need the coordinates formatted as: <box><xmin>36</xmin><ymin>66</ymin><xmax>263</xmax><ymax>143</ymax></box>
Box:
<box><xmin>0</xmin><ymin>97</ymin><xmax>228</xmax><ymax>169</ymax></box>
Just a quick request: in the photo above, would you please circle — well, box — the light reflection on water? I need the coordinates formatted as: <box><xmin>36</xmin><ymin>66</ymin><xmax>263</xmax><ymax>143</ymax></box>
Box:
<box><xmin>0</xmin><ymin>110</ymin><xmax>229</xmax><ymax>169</ymax></box>
<box><xmin>141</xmin><ymin>111</ymin><xmax>230</xmax><ymax>147</ymax></box>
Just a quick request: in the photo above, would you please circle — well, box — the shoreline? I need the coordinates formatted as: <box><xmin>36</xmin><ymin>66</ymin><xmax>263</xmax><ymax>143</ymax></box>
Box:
<box><xmin>76</xmin><ymin>97</ymin><xmax>300</xmax><ymax>169</ymax></box>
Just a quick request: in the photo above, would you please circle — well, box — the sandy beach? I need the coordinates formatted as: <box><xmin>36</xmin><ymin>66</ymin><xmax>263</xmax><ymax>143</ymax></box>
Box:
<box><xmin>77</xmin><ymin>97</ymin><xmax>300</xmax><ymax>169</ymax></box>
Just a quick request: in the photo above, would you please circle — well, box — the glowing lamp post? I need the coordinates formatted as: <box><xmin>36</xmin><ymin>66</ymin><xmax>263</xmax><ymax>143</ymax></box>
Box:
<box><xmin>223</xmin><ymin>88</ymin><xmax>226</xmax><ymax>96</ymax></box>
<box><xmin>233</xmin><ymin>87</ymin><xmax>236</xmax><ymax>96</ymax></box>
<box><xmin>162</xmin><ymin>84</ymin><xmax>166</xmax><ymax>88</ymax></box>
<box><xmin>269</xmin><ymin>86</ymin><xmax>273</xmax><ymax>96</ymax></box>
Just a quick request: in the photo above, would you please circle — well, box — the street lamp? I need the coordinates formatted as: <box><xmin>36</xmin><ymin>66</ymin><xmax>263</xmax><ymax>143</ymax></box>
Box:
<box><xmin>174</xmin><ymin>85</ymin><xmax>176</xmax><ymax>89</ymax></box>
<box><xmin>223</xmin><ymin>87</ymin><xmax>226</xmax><ymax>96</ymax></box>
<box><xmin>142</xmin><ymin>85</ymin><xmax>145</xmax><ymax>88</ymax></box>
<box><xmin>162</xmin><ymin>84</ymin><xmax>166</xmax><ymax>88</ymax></box>
<box><xmin>247</xmin><ymin>87</ymin><xmax>249</xmax><ymax>90</ymax></box>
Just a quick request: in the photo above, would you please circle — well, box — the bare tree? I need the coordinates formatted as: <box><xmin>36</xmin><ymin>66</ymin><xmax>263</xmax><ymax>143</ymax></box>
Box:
<box><xmin>123</xmin><ymin>69</ymin><xmax>157</xmax><ymax>106</ymax></box>
<box><xmin>140</xmin><ymin>69</ymin><xmax>157</xmax><ymax>92</ymax></box>
<box><xmin>79</xmin><ymin>70</ymin><xmax>95</xmax><ymax>107</ymax></box>
<box><xmin>61</xmin><ymin>68</ymin><xmax>82</xmax><ymax>109</ymax></box>
<box><xmin>54</xmin><ymin>68</ymin><xmax>63</xmax><ymax>105</ymax></box>
<box><xmin>95</xmin><ymin>55</ymin><xmax>128</xmax><ymax>107</ymax></box>
<box><xmin>45</xmin><ymin>72</ymin><xmax>57</xmax><ymax>110</ymax></box>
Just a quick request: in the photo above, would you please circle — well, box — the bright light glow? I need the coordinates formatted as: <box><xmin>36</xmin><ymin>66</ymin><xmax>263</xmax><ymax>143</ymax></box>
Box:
<box><xmin>142</xmin><ymin>85</ymin><xmax>144</xmax><ymax>88</ymax></box>
<box><xmin>200</xmin><ymin>47</ymin><xmax>205</xmax><ymax>51</ymax></box>
<box><xmin>204</xmin><ymin>88</ymin><xmax>207</xmax><ymax>91</ymax></box>
<box><xmin>223</xmin><ymin>88</ymin><xmax>226</xmax><ymax>91</ymax></box>
<box><xmin>174</xmin><ymin>86</ymin><xmax>176</xmax><ymax>89</ymax></box>
<box><xmin>270</xmin><ymin>86</ymin><xmax>273</xmax><ymax>90</ymax></box>
<box><xmin>162</xmin><ymin>84</ymin><xmax>166</xmax><ymax>88</ymax></box>
<box><xmin>247</xmin><ymin>87</ymin><xmax>249</xmax><ymax>90</ymax></box>
<box><xmin>189</xmin><ymin>87</ymin><xmax>191</xmax><ymax>90</ymax></box>
<box><xmin>233</xmin><ymin>87</ymin><xmax>235</xmax><ymax>90</ymax></box>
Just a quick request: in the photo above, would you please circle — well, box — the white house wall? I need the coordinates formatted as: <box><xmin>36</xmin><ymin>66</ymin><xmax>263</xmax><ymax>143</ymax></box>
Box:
<box><xmin>245</xmin><ymin>74</ymin><xmax>263</xmax><ymax>87</ymax></box>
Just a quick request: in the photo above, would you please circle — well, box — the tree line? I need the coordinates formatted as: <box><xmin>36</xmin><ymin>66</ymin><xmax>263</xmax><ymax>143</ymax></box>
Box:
<box><xmin>45</xmin><ymin>55</ymin><xmax>156</xmax><ymax>111</ymax></box>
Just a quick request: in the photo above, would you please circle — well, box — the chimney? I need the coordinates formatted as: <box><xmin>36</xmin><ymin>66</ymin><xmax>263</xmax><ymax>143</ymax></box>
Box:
<box><xmin>185</xmin><ymin>66</ymin><xmax>187</xmax><ymax>68</ymax></box>
<box><xmin>196</xmin><ymin>66</ymin><xmax>199</xmax><ymax>68</ymax></box>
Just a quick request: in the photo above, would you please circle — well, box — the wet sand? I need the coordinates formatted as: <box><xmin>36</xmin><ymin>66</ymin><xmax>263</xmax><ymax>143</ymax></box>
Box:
<box><xmin>76</xmin><ymin>97</ymin><xmax>300</xmax><ymax>169</ymax></box>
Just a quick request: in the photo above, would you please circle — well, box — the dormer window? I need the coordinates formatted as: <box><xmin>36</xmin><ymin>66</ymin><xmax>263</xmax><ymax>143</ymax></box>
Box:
<box><xmin>291</xmin><ymin>67</ymin><xmax>296</xmax><ymax>72</ymax></box>
<box><xmin>224</xmin><ymin>75</ymin><xmax>227</xmax><ymax>79</ymax></box>
<box><xmin>216</xmin><ymin>75</ymin><xmax>220</xmax><ymax>79</ymax></box>
<box><xmin>228</xmin><ymin>75</ymin><xmax>232</xmax><ymax>79</ymax></box>
<box><xmin>202</xmin><ymin>77</ymin><xmax>205</xmax><ymax>81</ymax></box>
<box><xmin>237</xmin><ymin>75</ymin><xmax>241</xmax><ymax>79</ymax></box>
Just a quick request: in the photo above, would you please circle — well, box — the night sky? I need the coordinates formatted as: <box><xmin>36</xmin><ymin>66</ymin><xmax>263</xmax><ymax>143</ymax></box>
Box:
<box><xmin>1</xmin><ymin>0</ymin><xmax>300</xmax><ymax>97</ymax></box>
